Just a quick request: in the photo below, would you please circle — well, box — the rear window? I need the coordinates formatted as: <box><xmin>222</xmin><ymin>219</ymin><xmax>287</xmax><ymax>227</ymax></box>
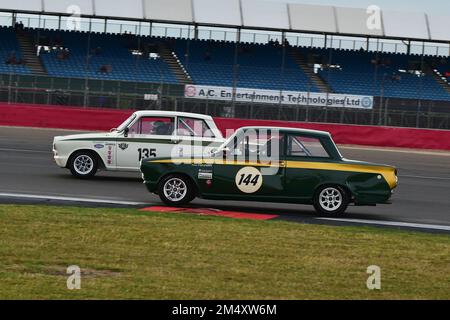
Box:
<box><xmin>287</xmin><ymin>135</ymin><xmax>329</xmax><ymax>158</ymax></box>
<box><xmin>177</xmin><ymin>117</ymin><xmax>215</xmax><ymax>138</ymax></box>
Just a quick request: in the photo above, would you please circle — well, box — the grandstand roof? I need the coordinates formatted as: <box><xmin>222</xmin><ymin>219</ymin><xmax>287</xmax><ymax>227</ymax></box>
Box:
<box><xmin>0</xmin><ymin>0</ymin><xmax>449</xmax><ymax>43</ymax></box>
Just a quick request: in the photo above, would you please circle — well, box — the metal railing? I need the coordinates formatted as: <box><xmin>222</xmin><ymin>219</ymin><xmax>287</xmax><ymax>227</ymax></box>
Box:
<box><xmin>2</xmin><ymin>11</ymin><xmax>449</xmax><ymax>56</ymax></box>
<box><xmin>1</xmin><ymin>73</ymin><xmax>449</xmax><ymax>130</ymax></box>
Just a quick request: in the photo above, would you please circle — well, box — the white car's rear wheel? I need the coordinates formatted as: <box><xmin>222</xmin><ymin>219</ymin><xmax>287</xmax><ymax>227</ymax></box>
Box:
<box><xmin>69</xmin><ymin>151</ymin><xmax>98</xmax><ymax>178</ymax></box>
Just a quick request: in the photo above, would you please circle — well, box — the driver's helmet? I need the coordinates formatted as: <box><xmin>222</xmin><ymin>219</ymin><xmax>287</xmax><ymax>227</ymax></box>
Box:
<box><xmin>152</xmin><ymin>121</ymin><xmax>173</xmax><ymax>135</ymax></box>
<box><xmin>151</xmin><ymin>121</ymin><xmax>165</xmax><ymax>134</ymax></box>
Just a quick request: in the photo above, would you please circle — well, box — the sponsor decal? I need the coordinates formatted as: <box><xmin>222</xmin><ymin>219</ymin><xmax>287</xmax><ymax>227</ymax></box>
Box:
<box><xmin>184</xmin><ymin>85</ymin><xmax>374</xmax><ymax>109</ymax></box>
<box><xmin>198</xmin><ymin>169</ymin><xmax>213</xmax><ymax>180</ymax></box>
<box><xmin>144</xmin><ymin>94</ymin><xmax>158</xmax><ymax>101</ymax></box>
<box><xmin>185</xmin><ymin>85</ymin><xmax>197</xmax><ymax>97</ymax></box>
<box><xmin>361</xmin><ymin>96</ymin><xmax>373</xmax><ymax>108</ymax></box>
<box><xmin>107</xmin><ymin>145</ymin><xmax>113</xmax><ymax>165</ymax></box>
<box><xmin>235</xmin><ymin>167</ymin><xmax>263</xmax><ymax>194</ymax></box>
<box><xmin>118</xmin><ymin>143</ymin><xmax>129</xmax><ymax>151</ymax></box>
<box><xmin>94</xmin><ymin>143</ymin><xmax>104</xmax><ymax>149</ymax></box>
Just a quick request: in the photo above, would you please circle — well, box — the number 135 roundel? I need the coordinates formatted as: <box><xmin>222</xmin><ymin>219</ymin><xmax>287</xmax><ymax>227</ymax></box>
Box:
<box><xmin>52</xmin><ymin>111</ymin><xmax>224</xmax><ymax>178</ymax></box>
<box><xmin>140</xmin><ymin>126</ymin><xmax>398</xmax><ymax>216</ymax></box>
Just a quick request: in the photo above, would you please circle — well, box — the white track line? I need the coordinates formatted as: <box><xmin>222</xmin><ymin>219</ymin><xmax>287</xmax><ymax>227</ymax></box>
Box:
<box><xmin>339</xmin><ymin>145</ymin><xmax>450</xmax><ymax>156</ymax></box>
<box><xmin>317</xmin><ymin>218</ymin><xmax>450</xmax><ymax>232</ymax></box>
<box><xmin>0</xmin><ymin>192</ymin><xmax>147</xmax><ymax>206</ymax></box>
<box><xmin>0</xmin><ymin>125</ymin><xmax>92</xmax><ymax>132</ymax></box>
<box><xmin>399</xmin><ymin>175</ymin><xmax>450</xmax><ymax>181</ymax></box>
<box><xmin>0</xmin><ymin>148</ymin><xmax>50</xmax><ymax>154</ymax></box>
<box><xmin>1</xmin><ymin>193</ymin><xmax>449</xmax><ymax>232</ymax></box>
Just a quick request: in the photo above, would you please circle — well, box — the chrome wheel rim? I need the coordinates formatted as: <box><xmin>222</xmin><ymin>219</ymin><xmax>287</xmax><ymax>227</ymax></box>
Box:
<box><xmin>74</xmin><ymin>155</ymin><xmax>93</xmax><ymax>175</ymax></box>
<box><xmin>163</xmin><ymin>178</ymin><xmax>187</xmax><ymax>202</ymax></box>
<box><xmin>319</xmin><ymin>187</ymin><xmax>343</xmax><ymax>212</ymax></box>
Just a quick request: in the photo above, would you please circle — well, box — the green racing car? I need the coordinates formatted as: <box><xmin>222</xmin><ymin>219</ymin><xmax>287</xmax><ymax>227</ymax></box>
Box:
<box><xmin>140</xmin><ymin>126</ymin><xmax>398</xmax><ymax>215</ymax></box>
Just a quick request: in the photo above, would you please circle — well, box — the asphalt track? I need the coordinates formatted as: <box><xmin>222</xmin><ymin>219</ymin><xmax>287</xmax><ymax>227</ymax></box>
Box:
<box><xmin>0</xmin><ymin>126</ymin><xmax>449</xmax><ymax>233</ymax></box>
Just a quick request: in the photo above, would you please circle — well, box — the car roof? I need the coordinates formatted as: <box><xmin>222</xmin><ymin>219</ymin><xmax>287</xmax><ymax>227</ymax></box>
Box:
<box><xmin>236</xmin><ymin>126</ymin><xmax>331</xmax><ymax>137</ymax></box>
<box><xmin>133</xmin><ymin>110</ymin><xmax>213</xmax><ymax>120</ymax></box>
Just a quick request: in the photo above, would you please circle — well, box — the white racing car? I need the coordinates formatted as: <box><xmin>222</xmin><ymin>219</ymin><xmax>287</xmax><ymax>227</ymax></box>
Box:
<box><xmin>53</xmin><ymin>111</ymin><xmax>224</xmax><ymax>178</ymax></box>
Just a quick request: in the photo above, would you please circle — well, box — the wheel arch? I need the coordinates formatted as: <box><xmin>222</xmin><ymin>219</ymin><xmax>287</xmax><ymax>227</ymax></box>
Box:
<box><xmin>67</xmin><ymin>149</ymin><xmax>106</xmax><ymax>170</ymax></box>
<box><xmin>314</xmin><ymin>182</ymin><xmax>354</xmax><ymax>201</ymax></box>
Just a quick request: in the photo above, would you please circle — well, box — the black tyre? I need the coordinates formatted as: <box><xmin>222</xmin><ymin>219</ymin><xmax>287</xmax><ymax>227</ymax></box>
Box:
<box><xmin>69</xmin><ymin>151</ymin><xmax>98</xmax><ymax>179</ymax></box>
<box><xmin>158</xmin><ymin>174</ymin><xmax>195</xmax><ymax>206</ymax></box>
<box><xmin>313</xmin><ymin>185</ymin><xmax>350</xmax><ymax>216</ymax></box>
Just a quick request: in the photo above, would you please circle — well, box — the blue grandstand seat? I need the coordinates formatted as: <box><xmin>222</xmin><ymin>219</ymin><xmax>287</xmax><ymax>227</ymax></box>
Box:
<box><xmin>173</xmin><ymin>39</ymin><xmax>319</xmax><ymax>92</ymax></box>
<box><xmin>35</xmin><ymin>29</ymin><xmax>178</xmax><ymax>84</ymax></box>
<box><xmin>310</xmin><ymin>48</ymin><xmax>450</xmax><ymax>101</ymax></box>
<box><xmin>0</xmin><ymin>27</ymin><xmax>32</xmax><ymax>75</ymax></box>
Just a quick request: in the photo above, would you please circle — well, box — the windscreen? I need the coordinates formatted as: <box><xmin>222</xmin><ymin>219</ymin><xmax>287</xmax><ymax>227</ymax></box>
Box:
<box><xmin>116</xmin><ymin>114</ymin><xmax>136</xmax><ymax>132</ymax></box>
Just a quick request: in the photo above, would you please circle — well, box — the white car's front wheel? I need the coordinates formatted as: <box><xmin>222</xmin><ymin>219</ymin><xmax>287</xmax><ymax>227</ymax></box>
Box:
<box><xmin>69</xmin><ymin>151</ymin><xmax>98</xmax><ymax>179</ymax></box>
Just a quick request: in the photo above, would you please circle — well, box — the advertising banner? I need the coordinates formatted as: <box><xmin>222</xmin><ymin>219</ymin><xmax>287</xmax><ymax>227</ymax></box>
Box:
<box><xmin>184</xmin><ymin>85</ymin><xmax>374</xmax><ymax>109</ymax></box>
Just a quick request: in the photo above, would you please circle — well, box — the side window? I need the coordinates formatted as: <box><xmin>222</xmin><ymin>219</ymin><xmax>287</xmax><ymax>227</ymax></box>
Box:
<box><xmin>177</xmin><ymin>117</ymin><xmax>215</xmax><ymax>138</ymax></box>
<box><xmin>229</xmin><ymin>129</ymin><xmax>283</xmax><ymax>160</ymax></box>
<box><xmin>287</xmin><ymin>135</ymin><xmax>329</xmax><ymax>158</ymax></box>
<box><xmin>128</xmin><ymin>117</ymin><xmax>174</xmax><ymax>136</ymax></box>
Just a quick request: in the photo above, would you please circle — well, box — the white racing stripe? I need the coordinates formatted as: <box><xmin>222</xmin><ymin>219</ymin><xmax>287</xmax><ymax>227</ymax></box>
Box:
<box><xmin>317</xmin><ymin>217</ymin><xmax>450</xmax><ymax>231</ymax></box>
<box><xmin>0</xmin><ymin>192</ymin><xmax>147</xmax><ymax>206</ymax></box>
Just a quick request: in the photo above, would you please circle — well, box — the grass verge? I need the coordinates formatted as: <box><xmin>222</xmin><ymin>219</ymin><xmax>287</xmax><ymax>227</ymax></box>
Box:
<box><xmin>0</xmin><ymin>204</ymin><xmax>449</xmax><ymax>299</ymax></box>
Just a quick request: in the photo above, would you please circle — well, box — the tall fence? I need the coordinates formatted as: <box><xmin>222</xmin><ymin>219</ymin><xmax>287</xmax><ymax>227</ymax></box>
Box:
<box><xmin>1</xmin><ymin>73</ymin><xmax>449</xmax><ymax>130</ymax></box>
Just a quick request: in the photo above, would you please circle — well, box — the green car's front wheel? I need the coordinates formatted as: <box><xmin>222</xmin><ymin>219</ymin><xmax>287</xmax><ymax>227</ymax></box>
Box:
<box><xmin>313</xmin><ymin>185</ymin><xmax>350</xmax><ymax>216</ymax></box>
<box><xmin>158</xmin><ymin>174</ymin><xmax>195</xmax><ymax>206</ymax></box>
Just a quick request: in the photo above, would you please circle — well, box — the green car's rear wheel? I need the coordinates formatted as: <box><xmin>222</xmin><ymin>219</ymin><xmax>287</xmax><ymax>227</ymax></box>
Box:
<box><xmin>158</xmin><ymin>174</ymin><xmax>195</xmax><ymax>206</ymax></box>
<box><xmin>313</xmin><ymin>185</ymin><xmax>350</xmax><ymax>216</ymax></box>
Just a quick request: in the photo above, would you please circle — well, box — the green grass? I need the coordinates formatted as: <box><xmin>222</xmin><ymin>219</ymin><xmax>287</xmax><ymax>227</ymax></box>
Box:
<box><xmin>0</xmin><ymin>204</ymin><xmax>449</xmax><ymax>299</ymax></box>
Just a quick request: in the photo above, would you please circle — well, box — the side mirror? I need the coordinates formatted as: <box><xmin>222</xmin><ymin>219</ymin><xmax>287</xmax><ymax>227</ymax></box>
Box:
<box><xmin>124</xmin><ymin>127</ymin><xmax>129</xmax><ymax>138</ymax></box>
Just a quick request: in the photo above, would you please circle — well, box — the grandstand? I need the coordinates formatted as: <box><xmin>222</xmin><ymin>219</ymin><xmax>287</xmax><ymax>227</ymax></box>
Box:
<box><xmin>37</xmin><ymin>29</ymin><xmax>178</xmax><ymax>83</ymax></box>
<box><xmin>0</xmin><ymin>0</ymin><xmax>449</xmax><ymax>128</ymax></box>
<box><xmin>0</xmin><ymin>27</ymin><xmax>31</xmax><ymax>75</ymax></box>
<box><xmin>4</xmin><ymin>26</ymin><xmax>446</xmax><ymax>100</ymax></box>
